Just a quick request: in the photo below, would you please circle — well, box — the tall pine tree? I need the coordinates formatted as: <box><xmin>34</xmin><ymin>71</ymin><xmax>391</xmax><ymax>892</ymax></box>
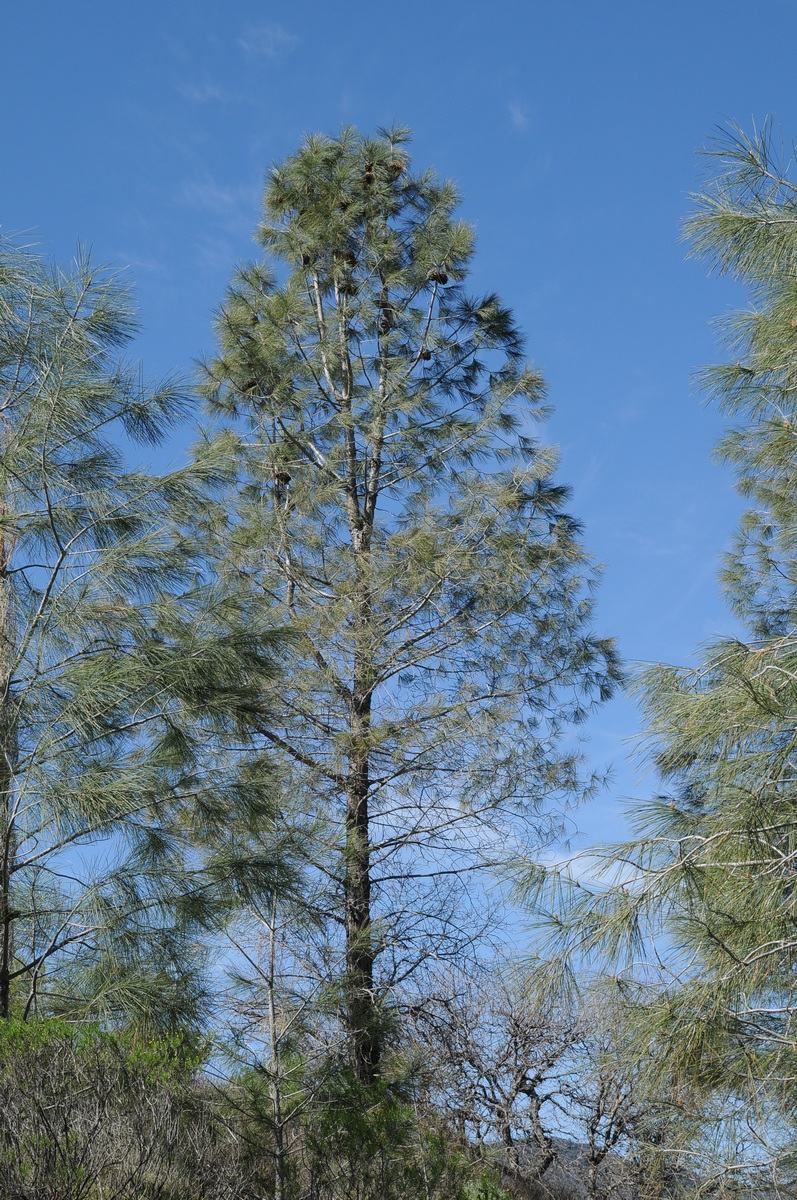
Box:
<box><xmin>203</xmin><ymin>127</ymin><xmax>619</xmax><ymax>1083</ymax></box>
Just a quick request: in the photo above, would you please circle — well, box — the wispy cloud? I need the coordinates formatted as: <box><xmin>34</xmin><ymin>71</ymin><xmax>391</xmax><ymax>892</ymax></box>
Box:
<box><xmin>195</xmin><ymin>233</ymin><xmax>238</xmax><ymax>275</ymax></box>
<box><xmin>113</xmin><ymin>251</ymin><xmax>168</xmax><ymax>276</ymax></box>
<box><xmin>238</xmin><ymin>22</ymin><xmax>297</xmax><ymax>59</ymax></box>
<box><xmin>176</xmin><ymin>81</ymin><xmax>244</xmax><ymax>104</ymax></box>
<box><xmin>508</xmin><ymin>101</ymin><xmax>529</xmax><ymax>132</ymax></box>
<box><xmin>177</xmin><ymin>178</ymin><xmax>259</xmax><ymax>217</ymax></box>
<box><xmin>175</xmin><ymin>176</ymin><xmax>261</xmax><ymax>271</ymax></box>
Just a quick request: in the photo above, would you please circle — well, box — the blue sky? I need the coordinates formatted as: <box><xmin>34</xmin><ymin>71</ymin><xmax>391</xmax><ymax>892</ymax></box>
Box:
<box><xmin>4</xmin><ymin>0</ymin><xmax>795</xmax><ymax>846</ymax></box>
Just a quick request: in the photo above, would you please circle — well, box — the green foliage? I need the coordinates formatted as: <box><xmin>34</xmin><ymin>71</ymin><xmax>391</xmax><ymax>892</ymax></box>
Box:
<box><xmin>221</xmin><ymin>1044</ymin><xmax>510</xmax><ymax>1200</ymax></box>
<box><xmin>631</xmin><ymin>125</ymin><xmax>797</xmax><ymax>1113</ymax></box>
<box><xmin>280</xmin><ymin>1062</ymin><xmax>499</xmax><ymax>1200</ymax></box>
<box><xmin>0</xmin><ymin>1015</ymin><xmax>205</xmax><ymax>1082</ymax></box>
<box><xmin>521</xmin><ymin>121</ymin><xmax>797</xmax><ymax>1192</ymax></box>
<box><xmin>460</xmin><ymin>1176</ymin><xmax>511</xmax><ymax>1200</ymax></box>
<box><xmin>0</xmin><ymin>237</ymin><xmax>290</xmax><ymax>1030</ymax></box>
<box><xmin>686</xmin><ymin>119</ymin><xmax>797</xmax><ymax>638</ymax></box>
<box><xmin>306</xmin><ymin>1070</ymin><xmax>416</xmax><ymax>1198</ymax></box>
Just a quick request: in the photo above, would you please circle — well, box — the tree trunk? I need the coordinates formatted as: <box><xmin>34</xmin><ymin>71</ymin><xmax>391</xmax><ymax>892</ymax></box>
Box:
<box><xmin>343</xmin><ymin>384</ymin><xmax>379</xmax><ymax>1081</ymax></box>
<box><xmin>265</xmin><ymin>897</ymin><xmax>287</xmax><ymax>1200</ymax></box>
<box><xmin>0</xmin><ymin>521</ymin><xmax>16</xmax><ymax>1021</ymax></box>
<box><xmin>344</xmin><ymin>697</ymin><xmax>378</xmax><ymax>1084</ymax></box>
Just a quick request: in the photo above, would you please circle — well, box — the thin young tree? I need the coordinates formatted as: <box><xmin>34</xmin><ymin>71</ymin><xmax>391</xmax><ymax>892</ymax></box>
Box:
<box><xmin>203</xmin><ymin>126</ymin><xmax>619</xmax><ymax>1084</ymax></box>
<box><xmin>0</xmin><ymin>238</ymin><xmax>285</xmax><ymax>1027</ymax></box>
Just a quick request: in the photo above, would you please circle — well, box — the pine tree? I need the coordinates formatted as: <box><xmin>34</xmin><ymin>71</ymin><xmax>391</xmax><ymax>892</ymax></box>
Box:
<box><xmin>522</xmin><ymin>123</ymin><xmax>797</xmax><ymax>1188</ymax></box>
<box><xmin>203</xmin><ymin>127</ymin><xmax>619</xmax><ymax>1083</ymax></box>
<box><xmin>0</xmin><ymin>239</ymin><xmax>285</xmax><ymax>1027</ymax></box>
